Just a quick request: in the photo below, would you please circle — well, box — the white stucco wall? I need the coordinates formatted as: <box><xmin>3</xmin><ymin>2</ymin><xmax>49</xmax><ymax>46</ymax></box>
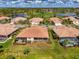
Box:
<box><xmin>31</xmin><ymin>22</ymin><xmax>39</xmax><ymax>25</ymax></box>
<box><xmin>27</xmin><ymin>38</ymin><xmax>34</xmax><ymax>42</ymax></box>
<box><xmin>73</xmin><ymin>21</ymin><xmax>79</xmax><ymax>25</ymax></box>
<box><xmin>16</xmin><ymin>37</ymin><xmax>48</xmax><ymax>44</ymax></box>
<box><xmin>55</xmin><ymin>23</ymin><xmax>62</xmax><ymax>26</ymax></box>
<box><xmin>27</xmin><ymin>38</ymin><xmax>48</xmax><ymax>42</ymax></box>
<box><xmin>34</xmin><ymin>39</ymin><xmax>48</xmax><ymax>42</ymax></box>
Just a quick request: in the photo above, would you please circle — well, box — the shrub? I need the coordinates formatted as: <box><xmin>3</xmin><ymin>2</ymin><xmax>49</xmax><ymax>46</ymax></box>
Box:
<box><xmin>23</xmin><ymin>48</ymin><xmax>30</xmax><ymax>55</ymax></box>
<box><xmin>0</xmin><ymin>45</ymin><xmax>3</xmax><ymax>48</ymax></box>
<box><xmin>0</xmin><ymin>50</ymin><xmax>4</xmax><ymax>53</ymax></box>
<box><xmin>6</xmin><ymin>55</ymin><xmax>15</xmax><ymax>59</ymax></box>
<box><xmin>0</xmin><ymin>45</ymin><xmax>4</xmax><ymax>53</ymax></box>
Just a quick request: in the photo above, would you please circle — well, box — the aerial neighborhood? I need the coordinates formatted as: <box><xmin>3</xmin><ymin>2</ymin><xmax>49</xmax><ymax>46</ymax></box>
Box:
<box><xmin>0</xmin><ymin>8</ymin><xmax>79</xmax><ymax>59</ymax></box>
<box><xmin>0</xmin><ymin>12</ymin><xmax>79</xmax><ymax>47</ymax></box>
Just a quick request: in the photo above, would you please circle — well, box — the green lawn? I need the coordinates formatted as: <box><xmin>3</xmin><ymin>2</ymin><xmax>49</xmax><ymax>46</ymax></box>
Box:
<box><xmin>0</xmin><ymin>29</ymin><xmax>79</xmax><ymax>59</ymax></box>
<box><xmin>0</xmin><ymin>37</ymin><xmax>14</xmax><ymax>50</ymax></box>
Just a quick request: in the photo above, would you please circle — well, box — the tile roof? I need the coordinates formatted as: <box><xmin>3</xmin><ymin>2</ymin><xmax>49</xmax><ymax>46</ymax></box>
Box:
<box><xmin>69</xmin><ymin>17</ymin><xmax>79</xmax><ymax>23</ymax></box>
<box><xmin>0</xmin><ymin>24</ymin><xmax>17</xmax><ymax>36</ymax></box>
<box><xmin>0</xmin><ymin>16</ymin><xmax>10</xmax><ymax>20</ymax></box>
<box><xmin>53</xmin><ymin>25</ymin><xmax>79</xmax><ymax>38</ymax></box>
<box><xmin>17</xmin><ymin>26</ymin><xmax>49</xmax><ymax>38</ymax></box>
<box><xmin>29</xmin><ymin>18</ymin><xmax>43</xmax><ymax>23</ymax></box>
<box><xmin>0</xmin><ymin>24</ymin><xmax>16</xmax><ymax>28</ymax></box>
<box><xmin>49</xmin><ymin>17</ymin><xmax>62</xmax><ymax>23</ymax></box>
<box><xmin>63</xmin><ymin>16</ymin><xmax>79</xmax><ymax>22</ymax></box>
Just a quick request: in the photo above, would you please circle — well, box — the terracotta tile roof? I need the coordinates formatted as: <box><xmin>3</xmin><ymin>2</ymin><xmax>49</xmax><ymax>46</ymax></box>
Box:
<box><xmin>63</xmin><ymin>16</ymin><xmax>79</xmax><ymax>22</ymax></box>
<box><xmin>0</xmin><ymin>24</ymin><xmax>17</xmax><ymax>36</ymax></box>
<box><xmin>0</xmin><ymin>24</ymin><xmax>16</xmax><ymax>28</ymax></box>
<box><xmin>17</xmin><ymin>26</ymin><xmax>49</xmax><ymax>38</ymax></box>
<box><xmin>69</xmin><ymin>17</ymin><xmax>79</xmax><ymax>23</ymax></box>
<box><xmin>49</xmin><ymin>17</ymin><xmax>62</xmax><ymax>23</ymax></box>
<box><xmin>69</xmin><ymin>27</ymin><xmax>79</xmax><ymax>36</ymax></box>
<box><xmin>0</xmin><ymin>16</ymin><xmax>10</xmax><ymax>20</ymax></box>
<box><xmin>29</xmin><ymin>18</ymin><xmax>43</xmax><ymax>23</ymax></box>
<box><xmin>53</xmin><ymin>25</ymin><xmax>79</xmax><ymax>38</ymax></box>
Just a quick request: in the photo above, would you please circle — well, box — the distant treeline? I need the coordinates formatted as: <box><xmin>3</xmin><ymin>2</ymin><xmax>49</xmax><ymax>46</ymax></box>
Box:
<box><xmin>0</xmin><ymin>8</ymin><xmax>79</xmax><ymax>17</ymax></box>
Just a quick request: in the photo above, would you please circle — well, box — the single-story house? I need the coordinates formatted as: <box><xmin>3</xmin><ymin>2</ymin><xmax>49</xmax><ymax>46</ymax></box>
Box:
<box><xmin>63</xmin><ymin>16</ymin><xmax>79</xmax><ymax>25</ymax></box>
<box><xmin>0</xmin><ymin>16</ymin><xmax>10</xmax><ymax>20</ymax></box>
<box><xmin>29</xmin><ymin>18</ymin><xmax>43</xmax><ymax>25</ymax></box>
<box><xmin>0</xmin><ymin>24</ymin><xmax>18</xmax><ymax>41</ymax></box>
<box><xmin>52</xmin><ymin>25</ymin><xmax>79</xmax><ymax>46</ymax></box>
<box><xmin>11</xmin><ymin>17</ymin><xmax>27</xmax><ymax>24</ymax></box>
<box><xmin>0</xmin><ymin>16</ymin><xmax>10</xmax><ymax>23</ymax></box>
<box><xmin>49</xmin><ymin>17</ymin><xmax>62</xmax><ymax>26</ymax></box>
<box><xmin>16</xmin><ymin>26</ymin><xmax>49</xmax><ymax>44</ymax></box>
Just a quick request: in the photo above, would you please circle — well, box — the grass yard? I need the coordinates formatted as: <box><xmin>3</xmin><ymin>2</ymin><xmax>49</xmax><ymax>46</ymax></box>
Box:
<box><xmin>0</xmin><ymin>37</ymin><xmax>14</xmax><ymax>50</ymax></box>
<box><xmin>0</xmin><ymin>28</ymin><xmax>79</xmax><ymax>59</ymax></box>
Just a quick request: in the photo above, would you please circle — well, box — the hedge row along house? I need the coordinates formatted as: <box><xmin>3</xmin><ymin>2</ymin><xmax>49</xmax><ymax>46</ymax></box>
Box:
<box><xmin>0</xmin><ymin>24</ymin><xmax>18</xmax><ymax>41</ymax></box>
<box><xmin>16</xmin><ymin>26</ymin><xmax>49</xmax><ymax>44</ymax></box>
<box><xmin>52</xmin><ymin>25</ymin><xmax>79</xmax><ymax>46</ymax></box>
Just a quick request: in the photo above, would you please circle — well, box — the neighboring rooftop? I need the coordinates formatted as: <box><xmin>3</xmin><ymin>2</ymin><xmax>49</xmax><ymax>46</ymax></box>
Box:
<box><xmin>0</xmin><ymin>24</ymin><xmax>17</xmax><ymax>36</ymax></box>
<box><xmin>29</xmin><ymin>18</ymin><xmax>43</xmax><ymax>23</ymax></box>
<box><xmin>63</xmin><ymin>16</ymin><xmax>79</xmax><ymax>23</ymax></box>
<box><xmin>17</xmin><ymin>26</ymin><xmax>49</xmax><ymax>38</ymax></box>
<box><xmin>49</xmin><ymin>17</ymin><xmax>62</xmax><ymax>23</ymax></box>
<box><xmin>0</xmin><ymin>24</ymin><xmax>16</xmax><ymax>28</ymax></box>
<box><xmin>12</xmin><ymin>17</ymin><xmax>26</xmax><ymax>23</ymax></box>
<box><xmin>0</xmin><ymin>16</ymin><xmax>10</xmax><ymax>20</ymax></box>
<box><xmin>53</xmin><ymin>25</ymin><xmax>79</xmax><ymax>38</ymax></box>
